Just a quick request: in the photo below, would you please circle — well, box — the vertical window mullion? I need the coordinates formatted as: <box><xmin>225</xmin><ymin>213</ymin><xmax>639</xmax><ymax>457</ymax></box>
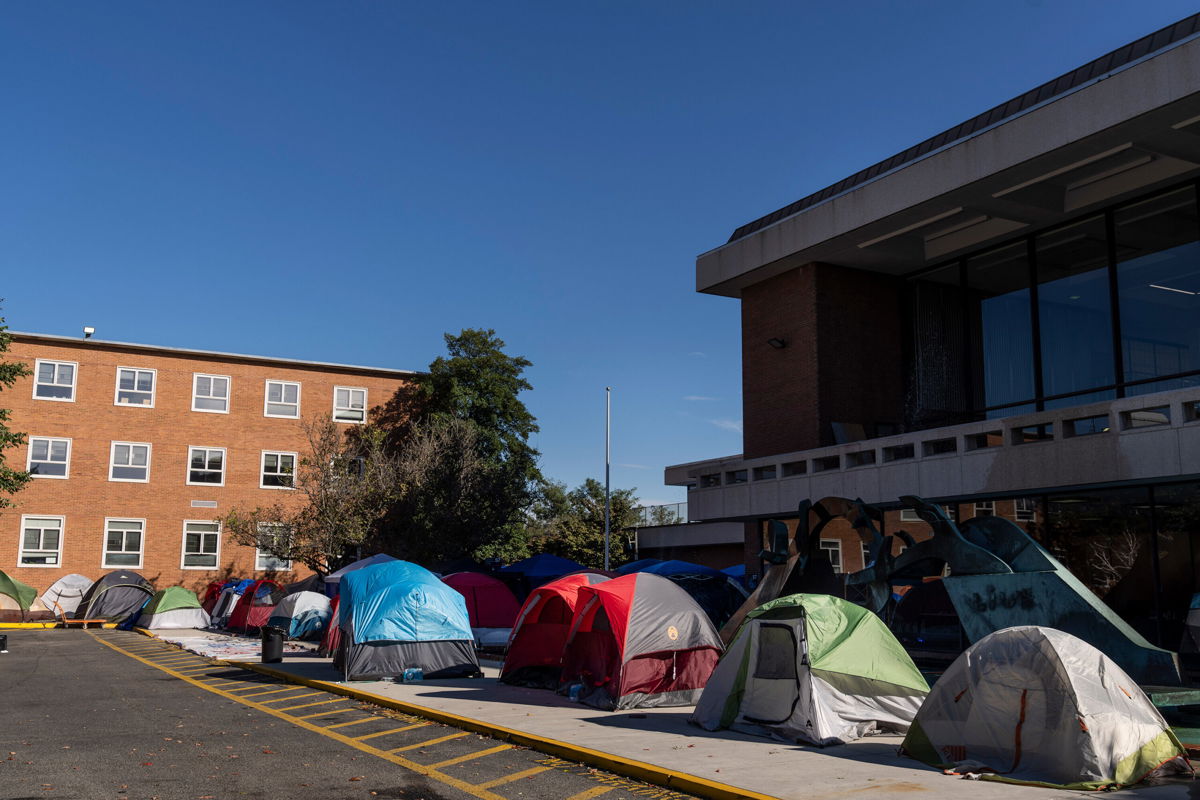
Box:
<box><xmin>1105</xmin><ymin>209</ymin><xmax>1125</xmax><ymax>397</ymax></box>
<box><xmin>1027</xmin><ymin>235</ymin><xmax>1045</xmax><ymax>411</ymax></box>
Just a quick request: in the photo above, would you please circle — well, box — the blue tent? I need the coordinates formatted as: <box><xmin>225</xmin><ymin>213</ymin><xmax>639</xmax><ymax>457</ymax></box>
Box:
<box><xmin>336</xmin><ymin>560</ymin><xmax>479</xmax><ymax>680</ymax></box>
<box><xmin>499</xmin><ymin>553</ymin><xmax>585</xmax><ymax>582</ymax></box>
<box><xmin>642</xmin><ymin>560</ymin><xmax>726</xmax><ymax>578</ymax></box>
<box><xmin>616</xmin><ymin>558</ymin><xmax>662</xmax><ymax>575</ymax></box>
<box><xmin>721</xmin><ymin>564</ymin><xmax>746</xmax><ymax>578</ymax></box>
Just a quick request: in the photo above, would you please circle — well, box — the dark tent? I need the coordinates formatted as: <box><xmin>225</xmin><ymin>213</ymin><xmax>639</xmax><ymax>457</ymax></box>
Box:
<box><xmin>501</xmin><ymin>573</ymin><xmax>610</xmax><ymax>688</ymax></box>
<box><xmin>635</xmin><ymin>560</ymin><xmax>750</xmax><ymax>630</ymax></box>
<box><xmin>500</xmin><ymin>554</ymin><xmax>586</xmax><ymax>597</ymax></box>
<box><xmin>284</xmin><ymin>573</ymin><xmax>325</xmax><ymax>596</ymax></box>
<box><xmin>442</xmin><ymin>572</ymin><xmax>521</xmax><ymax>628</ymax></box>
<box><xmin>559</xmin><ymin>572</ymin><xmax>723</xmax><ymax>710</ymax></box>
<box><xmin>616</xmin><ymin>558</ymin><xmax>662</xmax><ymax>574</ymax></box>
<box><xmin>75</xmin><ymin>570</ymin><xmax>154</xmax><ymax>622</ymax></box>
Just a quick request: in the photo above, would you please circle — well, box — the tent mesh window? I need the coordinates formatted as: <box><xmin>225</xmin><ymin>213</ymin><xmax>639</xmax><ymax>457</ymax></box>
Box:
<box><xmin>754</xmin><ymin>624</ymin><xmax>798</xmax><ymax>680</ymax></box>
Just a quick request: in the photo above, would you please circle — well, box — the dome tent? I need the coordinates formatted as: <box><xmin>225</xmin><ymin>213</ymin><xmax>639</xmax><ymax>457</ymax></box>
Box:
<box><xmin>226</xmin><ymin>579</ymin><xmax>283</xmax><ymax>633</ymax></box>
<box><xmin>139</xmin><ymin>587</ymin><xmax>210</xmax><ymax>629</ymax></box>
<box><xmin>501</xmin><ymin>572</ymin><xmax>610</xmax><ymax>688</ymax></box>
<box><xmin>692</xmin><ymin>594</ymin><xmax>929</xmax><ymax>746</ymax></box>
<box><xmin>267</xmin><ymin>590</ymin><xmax>332</xmax><ymax>640</ymax></box>
<box><xmin>559</xmin><ymin>572</ymin><xmax>723</xmax><ymax>710</ymax></box>
<box><xmin>209</xmin><ymin>580</ymin><xmax>254</xmax><ymax>628</ymax></box>
<box><xmin>902</xmin><ymin>626</ymin><xmax>1191</xmax><ymax>789</ymax></box>
<box><xmin>325</xmin><ymin>553</ymin><xmax>396</xmax><ymax>595</ymax></box>
<box><xmin>75</xmin><ymin>570</ymin><xmax>153</xmax><ymax>622</ymax></box>
<box><xmin>336</xmin><ymin>560</ymin><xmax>480</xmax><ymax>681</ymax></box>
<box><xmin>42</xmin><ymin>574</ymin><xmax>94</xmax><ymax>617</ymax></box>
<box><xmin>0</xmin><ymin>570</ymin><xmax>54</xmax><ymax>622</ymax></box>
<box><xmin>442</xmin><ymin>571</ymin><xmax>521</xmax><ymax>628</ymax></box>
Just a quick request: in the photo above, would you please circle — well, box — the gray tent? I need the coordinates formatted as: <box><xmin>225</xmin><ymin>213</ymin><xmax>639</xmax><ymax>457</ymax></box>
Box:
<box><xmin>75</xmin><ymin>570</ymin><xmax>153</xmax><ymax>622</ymax></box>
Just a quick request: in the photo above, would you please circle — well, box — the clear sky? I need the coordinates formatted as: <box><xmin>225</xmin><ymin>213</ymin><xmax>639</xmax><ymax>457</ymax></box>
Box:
<box><xmin>2</xmin><ymin>2</ymin><xmax>1196</xmax><ymax>506</ymax></box>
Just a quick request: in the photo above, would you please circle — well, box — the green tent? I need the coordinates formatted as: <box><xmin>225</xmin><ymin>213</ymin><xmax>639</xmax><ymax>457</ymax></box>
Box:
<box><xmin>691</xmin><ymin>593</ymin><xmax>928</xmax><ymax>746</ymax></box>
<box><xmin>143</xmin><ymin>586</ymin><xmax>201</xmax><ymax>615</ymax></box>
<box><xmin>139</xmin><ymin>587</ymin><xmax>210</xmax><ymax>629</ymax></box>
<box><xmin>0</xmin><ymin>570</ymin><xmax>54</xmax><ymax>622</ymax></box>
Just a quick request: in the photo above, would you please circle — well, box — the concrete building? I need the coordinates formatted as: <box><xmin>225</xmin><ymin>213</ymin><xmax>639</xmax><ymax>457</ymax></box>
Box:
<box><xmin>662</xmin><ymin>15</ymin><xmax>1200</xmax><ymax>651</ymax></box>
<box><xmin>1</xmin><ymin>332</ymin><xmax>414</xmax><ymax>592</ymax></box>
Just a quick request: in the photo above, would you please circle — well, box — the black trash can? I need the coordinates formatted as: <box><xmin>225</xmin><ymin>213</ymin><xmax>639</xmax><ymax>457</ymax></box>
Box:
<box><xmin>261</xmin><ymin>626</ymin><xmax>284</xmax><ymax>664</ymax></box>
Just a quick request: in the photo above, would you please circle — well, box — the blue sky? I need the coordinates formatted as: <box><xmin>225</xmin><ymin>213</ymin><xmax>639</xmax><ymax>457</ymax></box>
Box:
<box><xmin>2</xmin><ymin>2</ymin><xmax>1196</xmax><ymax>505</ymax></box>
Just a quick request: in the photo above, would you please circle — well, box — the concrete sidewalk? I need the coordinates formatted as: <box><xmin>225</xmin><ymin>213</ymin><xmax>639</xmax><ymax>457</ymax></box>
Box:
<box><xmin>195</xmin><ymin>644</ymin><xmax>1195</xmax><ymax>800</ymax></box>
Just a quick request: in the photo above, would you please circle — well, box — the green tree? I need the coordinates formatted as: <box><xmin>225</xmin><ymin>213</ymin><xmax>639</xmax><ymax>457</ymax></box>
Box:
<box><xmin>526</xmin><ymin>478</ymin><xmax>640</xmax><ymax>569</ymax></box>
<box><xmin>377</xmin><ymin>329</ymin><xmax>541</xmax><ymax>564</ymax></box>
<box><xmin>0</xmin><ymin>311</ymin><xmax>31</xmax><ymax>509</ymax></box>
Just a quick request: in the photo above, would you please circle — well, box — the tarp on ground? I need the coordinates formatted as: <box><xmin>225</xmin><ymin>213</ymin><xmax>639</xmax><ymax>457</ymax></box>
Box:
<box><xmin>75</xmin><ymin>570</ymin><xmax>154</xmax><ymax>622</ymax></box>
<box><xmin>559</xmin><ymin>572</ymin><xmax>723</xmax><ymax>710</ymax></box>
<box><xmin>140</xmin><ymin>587</ymin><xmax>210</xmax><ymax>629</ymax></box>
<box><xmin>692</xmin><ymin>594</ymin><xmax>928</xmax><ymax>745</ymax></box>
<box><xmin>336</xmin><ymin>560</ymin><xmax>479</xmax><ymax>681</ymax></box>
<box><xmin>902</xmin><ymin>626</ymin><xmax>1191</xmax><ymax>789</ymax></box>
<box><xmin>501</xmin><ymin>572</ymin><xmax>611</xmax><ymax>688</ymax></box>
<box><xmin>267</xmin><ymin>590</ymin><xmax>332</xmax><ymax>640</ymax></box>
<box><xmin>41</xmin><ymin>574</ymin><xmax>93</xmax><ymax>617</ymax></box>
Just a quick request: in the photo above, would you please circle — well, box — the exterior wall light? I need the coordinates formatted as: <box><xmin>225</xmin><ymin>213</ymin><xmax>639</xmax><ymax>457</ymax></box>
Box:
<box><xmin>767</xmin><ymin>338</ymin><xmax>787</xmax><ymax>349</ymax></box>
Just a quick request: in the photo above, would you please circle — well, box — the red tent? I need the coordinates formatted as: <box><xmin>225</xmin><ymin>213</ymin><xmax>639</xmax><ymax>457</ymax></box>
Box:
<box><xmin>559</xmin><ymin>572</ymin><xmax>723</xmax><ymax>710</ymax></box>
<box><xmin>442</xmin><ymin>572</ymin><xmax>521</xmax><ymax>628</ymax></box>
<box><xmin>225</xmin><ymin>579</ymin><xmax>282</xmax><ymax>633</ymax></box>
<box><xmin>500</xmin><ymin>573</ymin><xmax>610</xmax><ymax>688</ymax></box>
<box><xmin>318</xmin><ymin>594</ymin><xmax>342</xmax><ymax>657</ymax></box>
<box><xmin>201</xmin><ymin>580</ymin><xmax>232</xmax><ymax>614</ymax></box>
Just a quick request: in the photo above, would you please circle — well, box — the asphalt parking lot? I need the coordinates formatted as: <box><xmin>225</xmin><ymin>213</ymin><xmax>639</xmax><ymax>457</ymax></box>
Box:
<box><xmin>0</xmin><ymin>629</ymin><xmax>697</xmax><ymax>800</ymax></box>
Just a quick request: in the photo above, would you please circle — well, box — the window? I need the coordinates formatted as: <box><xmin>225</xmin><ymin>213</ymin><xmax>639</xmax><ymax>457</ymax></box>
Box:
<box><xmin>725</xmin><ymin>469</ymin><xmax>748</xmax><ymax>485</ymax></box>
<box><xmin>33</xmin><ymin>360</ymin><xmax>76</xmax><ymax>401</ymax></box>
<box><xmin>261</xmin><ymin>451</ymin><xmax>296</xmax><ymax>488</ymax></box>
<box><xmin>181</xmin><ymin>521</ymin><xmax>220</xmax><ymax>569</ymax></box>
<box><xmin>752</xmin><ymin>465</ymin><xmax>777</xmax><ymax>481</ymax></box>
<box><xmin>104</xmin><ymin>519</ymin><xmax>144</xmax><ymax>568</ymax></box>
<box><xmin>1122</xmin><ymin>407</ymin><xmax>1171</xmax><ymax>429</ymax></box>
<box><xmin>192</xmin><ymin>374</ymin><xmax>230</xmax><ymax>413</ymax></box>
<box><xmin>27</xmin><ymin>437</ymin><xmax>70</xmax><ymax>478</ymax></box>
<box><xmin>699</xmin><ymin>473</ymin><xmax>721</xmax><ymax>488</ymax></box>
<box><xmin>1065</xmin><ymin>414</ymin><xmax>1110</xmax><ymax>437</ymax></box>
<box><xmin>900</xmin><ymin>508</ymin><xmax>921</xmax><ymax>523</ymax></box>
<box><xmin>812</xmin><ymin>455</ymin><xmax>840</xmax><ymax>472</ymax></box>
<box><xmin>923</xmin><ymin>438</ymin><xmax>957</xmax><ymax>456</ymax></box>
<box><xmin>333</xmin><ymin>386</ymin><xmax>366</xmax><ymax>423</ymax></box>
<box><xmin>20</xmin><ymin>516</ymin><xmax>63</xmax><ymax>566</ymax></box>
<box><xmin>861</xmin><ymin>541</ymin><xmax>872</xmax><ymax>569</ymax></box>
<box><xmin>187</xmin><ymin>447</ymin><xmax>225</xmax><ymax>485</ymax></box>
<box><xmin>255</xmin><ymin>523</ymin><xmax>292</xmax><ymax>571</ymax></box>
<box><xmin>882</xmin><ymin>444</ymin><xmax>915</xmax><ymax>462</ymax></box>
<box><xmin>781</xmin><ymin>460</ymin><xmax>806</xmax><ymax>477</ymax></box>
<box><xmin>974</xmin><ymin>500</ymin><xmax>995</xmax><ymax>517</ymax></box>
<box><xmin>819</xmin><ymin>539</ymin><xmax>843</xmax><ymax>573</ymax></box>
<box><xmin>264</xmin><ymin>380</ymin><xmax>300</xmax><ymax>418</ymax></box>
<box><xmin>114</xmin><ymin>367</ymin><xmax>155</xmax><ymax>407</ymax></box>
<box><xmin>109</xmin><ymin>442</ymin><xmax>151</xmax><ymax>482</ymax></box>
<box><xmin>1015</xmin><ymin>497</ymin><xmax>1037</xmax><ymax>522</ymax></box>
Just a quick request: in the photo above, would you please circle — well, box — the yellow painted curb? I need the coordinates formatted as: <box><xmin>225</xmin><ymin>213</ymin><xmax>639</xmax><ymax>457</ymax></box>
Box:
<box><xmin>238</xmin><ymin>661</ymin><xmax>779</xmax><ymax>800</ymax></box>
<box><xmin>0</xmin><ymin>622</ymin><xmax>58</xmax><ymax>629</ymax></box>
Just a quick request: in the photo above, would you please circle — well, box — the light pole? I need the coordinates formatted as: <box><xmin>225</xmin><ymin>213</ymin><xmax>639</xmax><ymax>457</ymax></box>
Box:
<box><xmin>604</xmin><ymin>386</ymin><xmax>611</xmax><ymax>572</ymax></box>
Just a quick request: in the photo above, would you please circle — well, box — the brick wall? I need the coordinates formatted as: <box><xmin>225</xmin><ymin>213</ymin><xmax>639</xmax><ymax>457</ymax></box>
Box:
<box><xmin>0</xmin><ymin>335</ymin><xmax>415</xmax><ymax>595</ymax></box>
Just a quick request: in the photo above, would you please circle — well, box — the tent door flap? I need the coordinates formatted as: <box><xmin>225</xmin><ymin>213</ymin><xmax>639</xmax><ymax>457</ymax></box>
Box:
<box><xmin>741</xmin><ymin>621</ymin><xmax>802</xmax><ymax>726</ymax></box>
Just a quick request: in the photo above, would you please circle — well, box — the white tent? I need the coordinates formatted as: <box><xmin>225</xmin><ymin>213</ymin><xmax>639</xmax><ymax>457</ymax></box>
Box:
<box><xmin>324</xmin><ymin>554</ymin><xmax>396</xmax><ymax>590</ymax></box>
<box><xmin>903</xmin><ymin>626</ymin><xmax>1191</xmax><ymax>789</ymax></box>
<box><xmin>692</xmin><ymin>594</ymin><xmax>928</xmax><ymax>745</ymax></box>
<box><xmin>267</xmin><ymin>590</ymin><xmax>331</xmax><ymax>639</ymax></box>
<box><xmin>41</xmin><ymin>573</ymin><xmax>94</xmax><ymax>617</ymax></box>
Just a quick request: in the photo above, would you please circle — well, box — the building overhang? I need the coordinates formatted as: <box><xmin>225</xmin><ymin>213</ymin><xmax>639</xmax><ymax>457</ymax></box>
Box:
<box><xmin>699</xmin><ymin>23</ymin><xmax>1200</xmax><ymax>297</ymax></box>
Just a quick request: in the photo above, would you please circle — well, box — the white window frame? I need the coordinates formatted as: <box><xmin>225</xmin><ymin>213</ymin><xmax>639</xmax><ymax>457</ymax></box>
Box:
<box><xmin>899</xmin><ymin>508</ymin><xmax>921</xmax><ymax>522</ymax></box>
<box><xmin>260</xmin><ymin>451</ymin><xmax>297</xmax><ymax>489</ymax></box>
<box><xmin>974</xmin><ymin>500</ymin><xmax>995</xmax><ymax>517</ymax></box>
<box><xmin>33</xmin><ymin>359</ymin><xmax>77</xmax><ymax>402</ymax></box>
<box><xmin>109</xmin><ymin>441</ymin><xmax>152</xmax><ymax>483</ymax></box>
<box><xmin>819</xmin><ymin>539</ymin><xmax>843</xmax><ymax>573</ymax></box>
<box><xmin>333</xmin><ymin>386</ymin><xmax>367</xmax><ymax>424</ymax></box>
<box><xmin>113</xmin><ymin>366</ymin><xmax>156</xmax><ymax>408</ymax></box>
<box><xmin>192</xmin><ymin>373</ymin><xmax>231</xmax><ymax>414</ymax></box>
<box><xmin>255</xmin><ymin>522</ymin><xmax>292</xmax><ymax>571</ymax></box>
<box><xmin>1015</xmin><ymin>497</ymin><xmax>1037</xmax><ymax>522</ymax></box>
<box><xmin>180</xmin><ymin>520</ymin><xmax>221</xmax><ymax>570</ymax></box>
<box><xmin>26</xmin><ymin>436</ymin><xmax>71</xmax><ymax>479</ymax></box>
<box><xmin>103</xmin><ymin>518</ymin><xmax>145</xmax><ymax>569</ymax></box>
<box><xmin>19</xmin><ymin>515</ymin><xmax>64</xmax><ymax>567</ymax></box>
<box><xmin>263</xmin><ymin>380</ymin><xmax>301</xmax><ymax>418</ymax></box>
<box><xmin>186</xmin><ymin>446</ymin><xmax>226</xmax><ymax>487</ymax></box>
<box><xmin>861</xmin><ymin>540</ymin><xmax>872</xmax><ymax>569</ymax></box>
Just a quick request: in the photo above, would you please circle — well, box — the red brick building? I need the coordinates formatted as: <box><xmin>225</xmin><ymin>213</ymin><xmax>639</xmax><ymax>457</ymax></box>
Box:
<box><xmin>1</xmin><ymin>332</ymin><xmax>415</xmax><ymax>593</ymax></box>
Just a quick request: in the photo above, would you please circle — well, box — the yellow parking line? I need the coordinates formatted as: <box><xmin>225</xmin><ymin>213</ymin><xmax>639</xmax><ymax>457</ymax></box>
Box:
<box><xmin>564</xmin><ymin>787</ymin><xmax>614</xmax><ymax>800</ymax></box>
<box><xmin>427</xmin><ymin>745</ymin><xmax>510</xmax><ymax>769</ymax></box>
<box><xmin>240</xmin><ymin>686</ymin><xmax>302</xmax><ymax>698</ymax></box>
<box><xmin>355</xmin><ymin>724</ymin><xmax>426</xmax><ymax>741</ymax></box>
<box><xmin>391</xmin><ymin>731</ymin><xmax>471</xmax><ymax>752</ymax></box>
<box><xmin>88</xmin><ymin>634</ymin><xmax>510</xmax><ymax>800</ymax></box>
<box><xmin>474</xmin><ymin>766</ymin><xmax>550</xmax><ymax>789</ymax></box>
<box><xmin>295</xmin><ymin>708</ymin><xmax>357</xmax><ymax>720</ymax></box>
<box><xmin>324</xmin><ymin>717</ymin><xmax>382</xmax><ymax>730</ymax></box>
<box><xmin>278</xmin><ymin>698</ymin><xmax>348</xmax><ymax>712</ymax></box>
<box><xmin>259</xmin><ymin>691</ymin><xmax>323</xmax><ymax>703</ymax></box>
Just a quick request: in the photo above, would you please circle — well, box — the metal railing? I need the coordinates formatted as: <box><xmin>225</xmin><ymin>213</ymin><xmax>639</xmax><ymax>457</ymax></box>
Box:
<box><xmin>635</xmin><ymin>502</ymin><xmax>688</xmax><ymax>526</ymax></box>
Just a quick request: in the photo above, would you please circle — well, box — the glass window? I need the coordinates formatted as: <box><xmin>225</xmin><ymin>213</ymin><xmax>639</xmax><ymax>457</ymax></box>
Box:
<box><xmin>908</xmin><ymin>263</ymin><xmax>971</xmax><ymax>427</ymax></box>
<box><xmin>1036</xmin><ymin>216</ymin><xmax>1115</xmax><ymax>399</ymax></box>
<box><xmin>27</xmin><ymin>437</ymin><xmax>70</xmax><ymax>478</ymax></box>
<box><xmin>1115</xmin><ymin>186</ymin><xmax>1200</xmax><ymax>387</ymax></box>
<box><xmin>109</xmin><ymin>442</ymin><xmax>151</xmax><ymax>482</ymax></box>
<box><xmin>752</xmin><ymin>465</ymin><xmax>776</xmax><ymax>481</ymax></box>
<box><xmin>187</xmin><ymin>447</ymin><xmax>225</xmax><ymax>485</ymax></box>
<box><xmin>264</xmin><ymin>380</ymin><xmax>300</xmax><ymax>418</ymax></box>
<box><xmin>255</xmin><ymin>523</ymin><xmax>292</xmax><ymax>571</ymax></box>
<box><xmin>967</xmin><ymin>242</ymin><xmax>1035</xmax><ymax>409</ymax></box>
<box><xmin>20</xmin><ymin>516</ymin><xmax>63</xmax><ymax>566</ymax></box>
<box><xmin>781</xmin><ymin>461</ymin><xmax>806</xmax><ymax>477</ymax></box>
<box><xmin>34</xmin><ymin>360</ymin><xmax>76</xmax><ymax>401</ymax></box>
<box><xmin>181</xmin><ymin>521</ymin><xmax>220</xmax><ymax>569</ymax></box>
<box><xmin>699</xmin><ymin>473</ymin><xmax>721</xmax><ymax>488</ymax></box>
<box><xmin>819</xmin><ymin>539</ymin><xmax>842</xmax><ymax>572</ymax></box>
<box><xmin>725</xmin><ymin>469</ymin><xmax>747</xmax><ymax>484</ymax></box>
<box><xmin>974</xmin><ymin>500</ymin><xmax>995</xmax><ymax>517</ymax></box>
<box><xmin>333</xmin><ymin>386</ymin><xmax>366</xmax><ymax>423</ymax></box>
<box><xmin>261</xmin><ymin>451</ymin><xmax>296</xmax><ymax>488</ymax></box>
<box><xmin>115</xmin><ymin>367</ymin><xmax>155</xmax><ymax>407</ymax></box>
<box><xmin>1014</xmin><ymin>497</ymin><xmax>1037</xmax><ymax>522</ymax></box>
<box><xmin>104</xmin><ymin>519</ymin><xmax>144</xmax><ymax>568</ymax></box>
<box><xmin>192</xmin><ymin>374</ymin><xmax>230</xmax><ymax>413</ymax></box>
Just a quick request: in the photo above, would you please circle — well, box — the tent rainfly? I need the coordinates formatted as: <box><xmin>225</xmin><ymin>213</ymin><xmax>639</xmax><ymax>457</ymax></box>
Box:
<box><xmin>0</xmin><ymin>570</ymin><xmax>54</xmax><ymax>622</ymax></box>
<box><xmin>501</xmin><ymin>572</ymin><xmax>611</xmax><ymax>688</ymax></box>
<box><xmin>692</xmin><ymin>594</ymin><xmax>929</xmax><ymax>745</ymax></box>
<box><xmin>75</xmin><ymin>570</ymin><xmax>154</xmax><ymax>622</ymax></box>
<box><xmin>267</xmin><ymin>590</ymin><xmax>332</xmax><ymax>640</ymax></box>
<box><xmin>324</xmin><ymin>554</ymin><xmax>397</xmax><ymax>595</ymax></box>
<box><xmin>225</xmin><ymin>579</ymin><xmax>283</xmax><ymax>633</ymax></box>
<box><xmin>139</xmin><ymin>587</ymin><xmax>211</xmax><ymax>629</ymax></box>
<box><xmin>559</xmin><ymin>572</ymin><xmax>723</xmax><ymax>710</ymax></box>
<box><xmin>42</xmin><ymin>574</ymin><xmax>94</xmax><ymax>617</ymax></box>
<box><xmin>902</xmin><ymin>626</ymin><xmax>1192</xmax><ymax>789</ymax></box>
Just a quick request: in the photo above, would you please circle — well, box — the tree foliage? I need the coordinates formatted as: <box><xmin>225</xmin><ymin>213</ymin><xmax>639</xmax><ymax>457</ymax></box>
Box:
<box><xmin>223</xmin><ymin>415</ymin><xmax>397</xmax><ymax>574</ymax></box>
<box><xmin>525</xmin><ymin>478</ymin><xmax>641</xmax><ymax>569</ymax></box>
<box><xmin>0</xmin><ymin>310</ymin><xmax>31</xmax><ymax>509</ymax></box>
